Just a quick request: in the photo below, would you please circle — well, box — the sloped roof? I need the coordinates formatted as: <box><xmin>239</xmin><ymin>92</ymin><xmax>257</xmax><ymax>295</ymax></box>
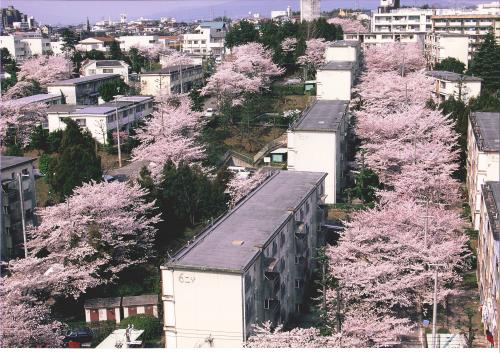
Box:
<box><xmin>84</xmin><ymin>297</ymin><xmax>121</xmax><ymax>309</ymax></box>
<box><xmin>122</xmin><ymin>294</ymin><xmax>158</xmax><ymax>307</ymax></box>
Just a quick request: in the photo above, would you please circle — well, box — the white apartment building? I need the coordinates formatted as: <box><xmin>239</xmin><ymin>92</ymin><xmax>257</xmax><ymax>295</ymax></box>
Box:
<box><xmin>139</xmin><ymin>65</ymin><xmax>203</xmax><ymax>96</ymax></box>
<box><xmin>75</xmin><ymin>36</ymin><xmax>115</xmax><ymax>52</ymax></box>
<box><xmin>49</xmin><ymin>40</ymin><xmax>64</xmax><ymax>55</ymax></box>
<box><xmin>316</xmin><ymin>61</ymin><xmax>355</xmax><ymax>101</ymax></box>
<box><xmin>117</xmin><ymin>35</ymin><xmax>159</xmax><ymax>51</ymax></box>
<box><xmin>424</xmin><ymin>32</ymin><xmax>470</xmax><ymax>68</ymax></box>
<box><xmin>182</xmin><ymin>22</ymin><xmax>227</xmax><ymax>57</ymax></box>
<box><xmin>0</xmin><ymin>34</ymin><xmax>51</xmax><ymax>60</ymax></box>
<box><xmin>426</xmin><ymin>70</ymin><xmax>482</xmax><ymax>103</ymax></box>
<box><xmin>344</xmin><ymin>31</ymin><xmax>425</xmax><ymax>45</ymax></box>
<box><xmin>467</xmin><ymin>112</ymin><xmax>500</xmax><ymax>229</ymax></box>
<box><xmin>160</xmin><ymin>170</ymin><xmax>327</xmax><ymax>348</ymax></box>
<box><xmin>47</xmin><ymin>96</ymin><xmax>153</xmax><ymax>144</ymax></box>
<box><xmin>477</xmin><ymin>181</ymin><xmax>500</xmax><ymax>346</ymax></box>
<box><xmin>287</xmin><ymin>100</ymin><xmax>349</xmax><ymax>204</ymax></box>
<box><xmin>431</xmin><ymin>13</ymin><xmax>500</xmax><ymax>56</ymax></box>
<box><xmin>324</xmin><ymin>40</ymin><xmax>361</xmax><ymax>71</ymax></box>
<box><xmin>300</xmin><ymin>0</ymin><xmax>321</xmax><ymax>22</ymax></box>
<box><xmin>81</xmin><ymin>60</ymin><xmax>130</xmax><ymax>83</ymax></box>
<box><xmin>371</xmin><ymin>8</ymin><xmax>434</xmax><ymax>33</ymax></box>
<box><xmin>47</xmin><ymin>74</ymin><xmax>121</xmax><ymax>105</ymax></box>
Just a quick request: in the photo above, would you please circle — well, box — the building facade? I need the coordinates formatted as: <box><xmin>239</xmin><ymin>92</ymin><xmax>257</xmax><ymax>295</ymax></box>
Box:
<box><xmin>466</xmin><ymin>112</ymin><xmax>500</xmax><ymax>230</ymax></box>
<box><xmin>0</xmin><ymin>157</ymin><xmax>37</xmax><ymax>261</ymax></box>
<box><xmin>116</xmin><ymin>35</ymin><xmax>159</xmax><ymax>51</ymax></box>
<box><xmin>122</xmin><ymin>295</ymin><xmax>159</xmax><ymax>319</ymax></box>
<box><xmin>426</xmin><ymin>70</ymin><xmax>482</xmax><ymax>103</ymax></box>
<box><xmin>287</xmin><ymin>100</ymin><xmax>349</xmax><ymax>204</ymax></box>
<box><xmin>371</xmin><ymin>8</ymin><xmax>434</xmax><ymax>33</ymax></box>
<box><xmin>300</xmin><ymin>0</ymin><xmax>321</xmax><ymax>22</ymax></box>
<box><xmin>81</xmin><ymin>60</ymin><xmax>130</xmax><ymax>83</ymax></box>
<box><xmin>344</xmin><ymin>31</ymin><xmax>424</xmax><ymax>45</ymax></box>
<box><xmin>139</xmin><ymin>65</ymin><xmax>203</xmax><ymax>96</ymax></box>
<box><xmin>75</xmin><ymin>36</ymin><xmax>115</xmax><ymax>52</ymax></box>
<box><xmin>182</xmin><ymin>22</ymin><xmax>227</xmax><ymax>57</ymax></box>
<box><xmin>84</xmin><ymin>297</ymin><xmax>122</xmax><ymax>324</ymax></box>
<box><xmin>160</xmin><ymin>170</ymin><xmax>327</xmax><ymax>348</ymax></box>
<box><xmin>316</xmin><ymin>61</ymin><xmax>355</xmax><ymax>101</ymax></box>
<box><xmin>47</xmin><ymin>96</ymin><xmax>153</xmax><ymax>144</ymax></box>
<box><xmin>324</xmin><ymin>41</ymin><xmax>361</xmax><ymax>71</ymax></box>
<box><xmin>0</xmin><ymin>34</ymin><xmax>51</xmax><ymax>60</ymax></box>
<box><xmin>47</xmin><ymin>74</ymin><xmax>121</xmax><ymax>105</ymax></box>
<box><xmin>477</xmin><ymin>181</ymin><xmax>500</xmax><ymax>346</ymax></box>
<box><xmin>424</xmin><ymin>32</ymin><xmax>470</xmax><ymax>68</ymax></box>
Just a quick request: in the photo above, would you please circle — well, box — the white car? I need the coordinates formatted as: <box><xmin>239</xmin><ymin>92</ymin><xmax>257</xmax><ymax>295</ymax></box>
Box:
<box><xmin>204</xmin><ymin>107</ymin><xmax>217</xmax><ymax>117</ymax></box>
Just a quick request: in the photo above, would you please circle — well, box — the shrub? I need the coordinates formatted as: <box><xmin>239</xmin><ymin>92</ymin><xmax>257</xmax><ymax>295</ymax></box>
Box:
<box><xmin>38</xmin><ymin>153</ymin><xmax>53</xmax><ymax>175</ymax></box>
<box><xmin>119</xmin><ymin>314</ymin><xmax>161</xmax><ymax>341</ymax></box>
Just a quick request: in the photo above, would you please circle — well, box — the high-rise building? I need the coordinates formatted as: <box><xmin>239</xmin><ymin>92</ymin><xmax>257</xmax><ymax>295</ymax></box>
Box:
<box><xmin>120</xmin><ymin>13</ymin><xmax>127</xmax><ymax>24</ymax></box>
<box><xmin>300</xmin><ymin>0</ymin><xmax>320</xmax><ymax>22</ymax></box>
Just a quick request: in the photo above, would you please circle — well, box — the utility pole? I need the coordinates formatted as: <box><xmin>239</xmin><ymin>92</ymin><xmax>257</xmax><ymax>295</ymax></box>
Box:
<box><xmin>429</xmin><ymin>263</ymin><xmax>446</xmax><ymax>348</ymax></box>
<box><xmin>114</xmin><ymin>95</ymin><xmax>122</xmax><ymax>168</ymax></box>
<box><xmin>17</xmin><ymin>173</ymin><xmax>27</xmax><ymax>258</ymax></box>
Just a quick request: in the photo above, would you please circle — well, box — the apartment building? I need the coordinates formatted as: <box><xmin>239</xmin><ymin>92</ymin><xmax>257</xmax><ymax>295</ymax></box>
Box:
<box><xmin>344</xmin><ymin>31</ymin><xmax>424</xmax><ymax>45</ymax></box>
<box><xmin>316</xmin><ymin>61</ymin><xmax>355</xmax><ymax>101</ymax></box>
<box><xmin>75</xmin><ymin>36</ymin><xmax>116</xmax><ymax>52</ymax></box>
<box><xmin>324</xmin><ymin>41</ymin><xmax>361</xmax><ymax>71</ymax></box>
<box><xmin>47</xmin><ymin>96</ymin><xmax>153</xmax><ymax>144</ymax></box>
<box><xmin>139</xmin><ymin>65</ymin><xmax>203</xmax><ymax>96</ymax></box>
<box><xmin>371</xmin><ymin>8</ymin><xmax>434</xmax><ymax>33</ymax></box>
<box><xmin>477</xmin><ymin>181</ymin><xmax>500</xmax><ymax>346</ymax></box>
<box><xmin>431</xmin><ymin>14</ymin><xmax>500</xmax><ymax>56</ymax></box>
<box><xmin>467</xmin><ymin>112</ymin><xmax>500</xmax><ymax>229</ymax></box>
<box><xmin>81</xmin><ymin>60</ymin><xmax>130</xmax><ymax>83</ymax></box>
<box><xmin>160</xmin><ymin>170</ymin><xmax>327</xmax><ymax>348</ymax></box>
<box><xmin>300</xmin><ymin>0</ymin><xmax>321</xmax><ymax>22</ymax></box>
<box><xmin>182</xmin><ymin>22</ymin><xmax>227</xmax><ymax>57</ymax></box>
<box><xmin>426</xmin><ymin>70</ymin><xmax>482</xmax><ymax>102</ymax></box>
<box><xmin>424</xmin><ymin>32</ymin><xmax>470</xmax><ymax>68</ymax></box>
<box><xmin>287</xmin><ymin>100</ymin><xmax>349</xmax><ymax>204</ymax></box>
<box><xmin>116</xmin><ymin>35</ymin><xmax>159</xmax><ymax>51</ymax></box>
<box><xmin>0</xmin><ymin>156</ymin><xmax>37</xmax><ymax>261</ymax></box>
<box><xmin>47</xmin><ymin>74</ymin><xmax>121</xmax><ymax>105</ymax></box>
<box><xmin>0</xmin><ymin>34</ymin><xmax>51</xmax><ymax>60</ymax></box>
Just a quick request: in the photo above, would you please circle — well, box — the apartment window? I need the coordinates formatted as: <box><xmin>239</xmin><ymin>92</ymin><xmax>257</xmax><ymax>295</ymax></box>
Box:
<box><xmin>103</xmin><ymin>68</ymin><xmax>114</xmax><ymax>73</ymax></box>
<box><xmin>264</xmin><ymin>299</ymin><xmax>271</xmax><ymax>310</ymax></box>
<box><xmin>88</xmin><ymin>69</ymin><xmax>96</xmax><ymax>75</ymax></box>
<box><xmin>440</xmin><ymin>81</ymin><xmax>446</xmax><ymax>89</ymax></box>
<box><xmin>123</xmin><ymin>110</ymin><xmax>129</xmax><ymax>117</ymax></box>
<box><xmin>294</xmin><ymin>279</ymin><xmax>302</xmax><ymax>288</ymax></box>
<box><xmin>75</xmin><ymin>119</ymin><xmax>86</xmax><ymax>127</ymax></box>
<box><xmin>294</xmin><ymin>256</ymin><xmax>303</xmax><ymax>265</ymax></box>
<box><xmin>201</xmin><ymin>40</ymin><xmax>206</xmax><ymax>44</ymax></box>
<box><xmin>295</xmin><ymin>303</ymin><xmax>303</xmax><ymax>313</ymax></box>
<box><xmin>305</xmin><ymin>201</ymin><xmax>310</xmax><ymax>214</ymax></box>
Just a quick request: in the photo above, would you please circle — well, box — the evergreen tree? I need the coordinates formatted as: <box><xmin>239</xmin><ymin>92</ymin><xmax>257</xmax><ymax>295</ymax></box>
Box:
<box><xmin>61</xmin><ymin>28</ymin><xmax>79</xmax><ymax>53</ymax></box>
<box><xmin>109</xmin><ymin>40</ymin><xmax>123</xmax><ymax>60</ymax></box>
<box><xmin>98</xmin><ymin>79</ymin><xmax>129</xmax><ymax>102</ymax></box>
<box><xmin>434</xmin><ymin>57</ymin><xmax>466</xmax><ymax>74</ymax></box>
<box><xmin>1</xmin><ymin>48</ymin><xmax>18</xmax><ymax>92</ymax></box>
<box><xmin>225</xmin><ymin>20</ymin><xmax>260</xmax><ymax>48</ymax></box>
<box><xmin>84</xmin><ymin>49</ymin><xmax>105</xmax><ymax>60</ymax></box>
<box><xmin>469</xmin><ymin>32</ymin><xmax>500</xmax><ymax>90</ymax></box>
<box><xmin>46</xmin><ymin>119</ymin><xmax>101</xmax><ymax>200</ymax></box>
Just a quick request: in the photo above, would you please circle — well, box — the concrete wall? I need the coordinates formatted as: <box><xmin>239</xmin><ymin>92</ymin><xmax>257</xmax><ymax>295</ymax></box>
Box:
<box><xmin>440</xmin><ymin>36</ymin><xmax>469</xmax><ymax>68</ymax></box>
<box><xmin>316</xmin><ymin>69</ymin><xmax>352</xmax><ymax>101</ymax></box>
<box><xmin>324</xmin><ymin>46</ymin><xmax>357</xmax><ymax>63</ymax></box>
<box><xmin>140</xmin><ymin>74</ymin><xmax>172</xmax><ymax>96</ymax></box>
<box><xmin>161</xmin><ymin>269</ymin><xmax>244</xmax><ymax>348</ymax></box>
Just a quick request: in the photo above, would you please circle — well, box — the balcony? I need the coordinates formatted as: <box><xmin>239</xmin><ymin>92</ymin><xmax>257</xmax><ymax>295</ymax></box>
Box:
<box><xmin>479</xmin><ymin>21</ymin><xmax>493</xmax><ymax>26</ymax></box>
<box><xmin>434</xmin><ymin>22</ymin><xmax>447</xmax><ymax>27</ymax></box>
<box><xmin>449</xmin><ymin>21</ymin><xmax>462</xmax><ymax>26</ymax></box>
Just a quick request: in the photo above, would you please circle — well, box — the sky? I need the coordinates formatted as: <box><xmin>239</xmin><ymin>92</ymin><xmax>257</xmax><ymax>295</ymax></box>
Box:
<box><xmin>2</xmin><ymin>0</ymin><xmax>488</xmax><ymax>26</ymax></box>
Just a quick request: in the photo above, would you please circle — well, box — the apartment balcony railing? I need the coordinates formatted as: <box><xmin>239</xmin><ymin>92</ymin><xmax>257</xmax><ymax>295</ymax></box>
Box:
<box><xmin>449</xmin><ymin>21</ymin><xmax>462</xmax><ymax>26</ymax></box>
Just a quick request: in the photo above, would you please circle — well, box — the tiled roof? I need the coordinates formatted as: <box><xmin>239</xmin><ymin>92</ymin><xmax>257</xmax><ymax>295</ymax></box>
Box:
<box><xmin>122</xmin><ymin>294</ymin><xmax>158</xmax><ymax>307</ymax></box>
<box><xmin>84</xmin><ymin>297</ymin><xmax>121</xmax><ymax>309</ymax></box>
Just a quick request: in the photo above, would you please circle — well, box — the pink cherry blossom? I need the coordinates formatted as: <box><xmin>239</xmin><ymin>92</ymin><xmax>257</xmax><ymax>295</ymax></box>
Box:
<box><xmin>328</xmin><ymin>17</ymin><xmax>368</xmax><ymax>33</ymax></box>
<box><xmin>297</xmin><ymin>38</ymin><xmax>329</xmax><ymax>72</ymax></box>
<box><xmin>281</xmin><ymin>37</ymin><xmax>298</xmax><ymax>53</ymax></box>
<box><xmin>363</xmin><ymin>43</ymin><xmax>425</xmax><ymax>76</ymax></box>
<box><xmin>226</xmin><ymin>169</ymin><xmax>268</xmax><ymax>207</ymax></box>
<box><xmin>160</xmin><ymin>50</ymin><xmax>195</xmax><ymax>68</ymax></box>
<box><xmin>0</xmin><ymin>99</ymin><xmax>47</xmax><ymax>146</ymax></box>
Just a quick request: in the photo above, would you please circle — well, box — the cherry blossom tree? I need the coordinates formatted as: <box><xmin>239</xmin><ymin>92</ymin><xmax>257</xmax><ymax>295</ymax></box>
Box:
<box><xmin>6</xmin><ymin>56</ymin><xmax>72</xmax><ymax>97</ymax></box>
<box><xmin>298</xmin><ymin>38</ymin><xmax>328</xmax><ymax>71</ymax></box>
<box><xmin>328</xmin><ymin>17</ymin><xmax>368</xmax><ymax>33</ymax></box>
<box><xmin>160</xmin><ymin>50</ymin><xmax>194</xmax><ymax>68</ymax></box>
<box><xmin>4</xmin><ymin>181</ymin><xmax>159</xmax><ymax>299</ymax></box>
<box><xmin>132</xmin><ymin>94</ymin><xmax>205</xmax><ymax>181</ymax></box>
<box><xmin>363</xmin><ymin>43</ymin><xmax>425</xmax><ymax>76</ymax></box>
<box><xmin>0</xmin><ymin>289</ymin><xmax>64</xmax><ymax>348</ymax></box>
<box><xmin>226</xmin><ymin>169</ymin><xmax>268</xmax><ymax>207</ymax></box>
<box><xmin>281</xmin><ymin>37</ymin><xmax>298</xmax><ymax>53</ymax></box>
<box><xmin>134</xmin><ymin>43</ymin><xmax>166</xmax><ymax>62</ymax></box>
<box><xmin>0</xmin><ymin>100</ymin><xmax>47</xmax><ymax>146</ymax></box>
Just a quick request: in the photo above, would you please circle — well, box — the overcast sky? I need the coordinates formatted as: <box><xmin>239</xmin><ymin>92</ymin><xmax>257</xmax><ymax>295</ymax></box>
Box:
<box><xmin>3</xmin><ymin>0</ymin><xmax>486</xmax><ymax>25</ymax></box>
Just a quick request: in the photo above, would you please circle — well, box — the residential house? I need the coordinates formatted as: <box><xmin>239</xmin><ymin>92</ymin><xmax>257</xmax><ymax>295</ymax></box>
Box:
<box><xmin>84</xmin><ymin>297</ymin><xmax>122</xmax><ymax>324</ymax></box>
<box><xmin>122</xmin><ymin>295</ymin><xmax>159</xmax><ymax>319</ymax></box>
<box><xmin>182</xmin><ymin>21</ymin><xmax>227</xmax><ymax>57</ymax></box>
<box><xmin>316</xmin><ymin>61</ymin><xmax>355</xmax><ymax>101</ymax></box>
<box><xmin>47</xmin><ymin>74</ymin><xmax>121</xmax><ymax>105</ymax></box>
<box><xmin>47</xmin><ymin>96</ymin><xmax>154</xmax><ymax>144</ymax></box>
<box><xmin>1</xmin><ymin>156</ymin><xmax>37</xmax><ymax>261</ymax></box>
<box><xmin>477</xmin><ymin>181</ymin><xmax>500</xmax><ymax>346</ymax></box>
<box><xmin>139</xmin><ymin>65</ymin><xmax>203</xmax><ymax>96</ymax></box>
<box><xmin>116</xmin><ymin>35</ymin><xmax>158</xmax><ymax>51</ymax></box>
<box><xmin>467</xmin><ymin>112</ymin><xmax>500</xmax><ymax>229</ymax></box>
<box><xmin>426</xmin><ymin>70</ymin><xmax>482</xmax><ymax>103</ymax></box>
<box><xmin>424</xmin><ymin>33</ymin><xmax>470</xmax><ymax>68</ymax></box>
<box><xmin>160</xmin><ymin>170</ymin><xmax>327</xmax><ymax>348</ymax></box>
<box><xmin>75</xmin><ymin>36</ymin><xmax>116</xmax><ymax>53</ymax></box>
<box><xmin>81</xmin><ymin>60</ymin><xmax>130</xmax><ymax>83</ymax></box>
<box><xmin>287</xmin><ymin>100</ymin><xmax>349</xmax><ymax>204</ymax></box>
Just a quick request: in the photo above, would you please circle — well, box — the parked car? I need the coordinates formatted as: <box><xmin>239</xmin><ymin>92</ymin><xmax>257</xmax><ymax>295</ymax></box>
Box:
<box><xmin>63</xmin><ymin>327</ymin><xmax>93</xmax><ymax>345</ymax></box>
<box><xmin>204</xmin><ymin>107</ymin><xmax>217</xmax><ymax>117</ymax></box>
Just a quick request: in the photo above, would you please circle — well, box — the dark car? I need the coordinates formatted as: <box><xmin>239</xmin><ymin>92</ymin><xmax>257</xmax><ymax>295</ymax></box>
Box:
<box><xmin>63</xmin><ymin>327</ymin><xmax>93</xmax><ymax>345</ymax></box>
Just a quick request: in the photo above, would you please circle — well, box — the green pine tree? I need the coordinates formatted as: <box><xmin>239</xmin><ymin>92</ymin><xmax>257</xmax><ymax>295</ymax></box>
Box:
<box><xmin>469</xmin><ymin>32</ymin><xmax>500</xmax><ymax>90</ymax></box>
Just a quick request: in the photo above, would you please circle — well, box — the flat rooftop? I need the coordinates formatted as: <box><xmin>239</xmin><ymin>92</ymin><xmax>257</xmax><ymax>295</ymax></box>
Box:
<box><xmin>319</xmin><ymin>61</ymin><xmax>354</xmax><ymax>71</ymax></box>
<box><xmin>482</xmin><ymin>181</ymin><xmax>500</xmax><ymax>240</ymax></box>
<box><xmin>328</xmin><ymin>40</ymin><xmax>360</xmax><ymax>47</ymax></box>
<box><xmin>1</xmin><ymin>156</ymin><xmax>36</xmax><ymax>171</ymax></box>
<box><xmin>12</xmin><ymin>93</ymin><xmax>61</xmax><ymax>105</ymax></box>
<box><xmin>141</xmin><ymin>64</ymin><xmax>202</xmax><ymax>75</ymax></box>
<box><xmin>470</xmin><ymin>112</ymin><xmax>500</xmax><ymax>152</ymax></box>
<box><xmin>167</xmin><ymin>170</ymin><xmax>327</xmax><ymax>273</ymax></box>
<box><xmin>426</xmin><ymin>70</ymin><xmax>482</xmax><ymax>82</ymax></box>
<box><xmin>47</xmin><ymin>74</ymin><xmax>120</xmax><ymax>86</ymax></box>
<box><xmin>292</xmin><ymin>100</ymin><xmax>349</xmax><ymax>132</ymax></box>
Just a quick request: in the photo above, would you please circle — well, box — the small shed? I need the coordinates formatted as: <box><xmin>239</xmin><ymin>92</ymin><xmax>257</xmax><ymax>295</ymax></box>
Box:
<box><xmin>84</xmin><ymin>297</ymin><xmax>122</xmax><ymax>324</ymax></box>
<box><xmin>122</xmin><ymin>294</ymin><xmax>159</xmax><ymax>319</ymax></box>
<box><xmin>269</xmin><ymin>147</ymin><xmax>288</xmax><ymax>164</ymax></box>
